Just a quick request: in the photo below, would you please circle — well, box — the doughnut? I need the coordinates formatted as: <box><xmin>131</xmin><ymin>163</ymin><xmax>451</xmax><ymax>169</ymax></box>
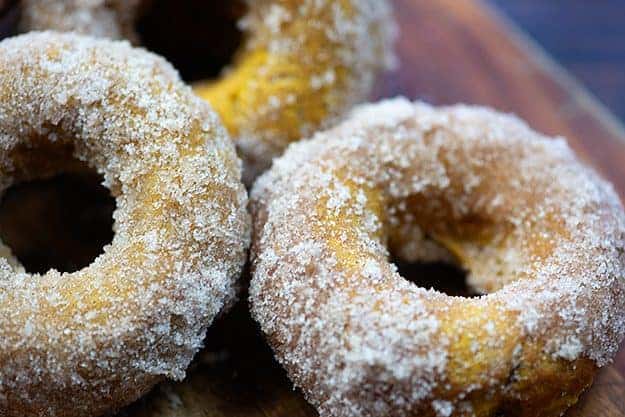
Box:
<box><xmin>250</xmin><ymin>98</ymin><xmax>625</xmax><ymax>417</ymax></box>
<box><xmin>18</xmin><ymin>0</ymin><xmax>397</xmax><ymax>182</ymax></box>
<box><xmin>0</xmin><ymin>32</ymin><xmax>250</xmax><ymax>417</ymax></box>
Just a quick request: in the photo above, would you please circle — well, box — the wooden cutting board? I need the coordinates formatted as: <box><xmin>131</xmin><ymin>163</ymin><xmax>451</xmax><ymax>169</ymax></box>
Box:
<box><xmin>1</xmin><ymin>0</ymin><xmax>624</xmax><ymax>415</ymax></box>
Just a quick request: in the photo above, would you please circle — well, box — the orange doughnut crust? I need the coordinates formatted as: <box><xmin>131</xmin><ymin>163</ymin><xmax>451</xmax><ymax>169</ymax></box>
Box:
<box><xmin>250</xmin><ymin>99</ymin><xmax>625</xmax><ymax>417</ymax></box>
<box><xmin>0</xmin><ymin>32</ymin><xmax>250</xmax><ymax>417</ymax></box>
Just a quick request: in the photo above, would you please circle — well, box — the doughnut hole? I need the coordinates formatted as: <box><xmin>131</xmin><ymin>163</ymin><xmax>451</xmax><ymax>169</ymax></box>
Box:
<box><xmin>386</xmin><ymin>211</ymin><xmax>484</xmax><ymax>297</ymax></box>
<box><xmin>0</xmin><ymin>0</ymin><xmax>19</xmax><ymax>40</ymax></box>
<box><xmin>0</xmin><ymin>141</ymin><xmax>115</xmax><ymax>274</ymax></box>
<box><xmin>135</xmin><ymin>0</ymin><xmax>247</xmax><ymax>82</ymax></box>
<box><xmin>392</xmin><ymin>259</ymin><xmax>476</xmax><ymax>297</ymax></box>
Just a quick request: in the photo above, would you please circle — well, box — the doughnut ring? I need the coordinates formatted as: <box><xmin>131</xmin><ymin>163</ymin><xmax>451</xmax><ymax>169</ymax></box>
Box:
<box><xmin>250</xmin><ymin>98</ymin><xmax>625</xmax><ymax>417</ymax></box>
<box><xmin>19</xmin><ymin>0</ymin><xmax>397</xmax><ymax>182</ymax></box>
<box><xmin>0</xmin><ymin>32</ymin><xmax>250</xmax><ymax>417</ymax></box>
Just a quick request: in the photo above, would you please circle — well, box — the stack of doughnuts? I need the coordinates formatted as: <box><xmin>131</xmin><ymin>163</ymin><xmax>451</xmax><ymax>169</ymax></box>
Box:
<box><xmin>1</xmin><ymin>2</ymin><xmax>624</xmax><ymax>417</ymax></box>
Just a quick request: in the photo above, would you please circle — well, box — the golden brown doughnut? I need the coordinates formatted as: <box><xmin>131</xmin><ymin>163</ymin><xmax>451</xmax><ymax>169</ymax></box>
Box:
<box><xmin>250</xmin><ymin>98</ymin><xmax>625</xmax><ymax>417</ymax></box>
<box><xmin>0</xmin><ymin>32</ymin><xmax>250</xmax><ymax>417</ymax></box>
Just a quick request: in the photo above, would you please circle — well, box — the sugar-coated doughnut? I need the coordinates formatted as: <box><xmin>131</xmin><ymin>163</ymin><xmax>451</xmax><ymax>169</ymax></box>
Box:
<box><xmin>250</xmin><ymin>98</ymin><xmax>625</xmax><ymax>417</ymax></box>
<box><xmin>0</xmin><ymin>32</ymin><xmax>250</xmax><ymax>417</ymax></box>
<box><xmin>19</xmin><ymin>0</ymin><xmax>397</xmax><ymax>182</ymax></box>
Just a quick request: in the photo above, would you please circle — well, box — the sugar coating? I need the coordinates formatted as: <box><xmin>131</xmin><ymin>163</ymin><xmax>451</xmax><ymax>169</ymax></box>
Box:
<box><xmin>198</xmin><ymin>0</ymin><xmax>398</xmax><ymax>183</ymax></box>
<box><xmin>18</xmin><ymin>0</ymin><xmax>398</xmax><ymax>183</ymax></box>
<box><xmin>19</xmin><ymin>0</ymin><xmax>143</xmax><ymax>42</ymax></box>
<box><xmin>250</xmin><ymin>98</ymin><xmax>625</xmax><ymax>416</ymax></box>
<box><xmin>0</xmin><ymin>32</ymin><xmax>250</xmax><ymax>417</ymax></box>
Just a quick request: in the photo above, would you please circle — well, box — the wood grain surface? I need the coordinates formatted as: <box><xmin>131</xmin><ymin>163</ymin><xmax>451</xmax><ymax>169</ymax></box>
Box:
<box><xmin>1</xmin><ymin>0</ymin><xmax>624</xmax><ymax>416</ymax></box>
<box><xmin>489</xmin><ymin>0</ymin><xmax>625</xmax><ymax>122</ymax></box>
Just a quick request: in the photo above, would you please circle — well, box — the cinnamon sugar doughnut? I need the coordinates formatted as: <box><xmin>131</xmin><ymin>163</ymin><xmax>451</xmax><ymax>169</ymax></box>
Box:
<box><xmin>250</xmin><ymin>98</ymin><xmax>625</xmax><ymax>417</ymax></box>
<box><xmin>0</xmin><ymin>32</ymin><xmax>249</xmax><ymax>417</ymax></box>
<box><xmin>19</xmin><ymin>0</ymin><xmax>397</xmax><ymax>182</ymax></box>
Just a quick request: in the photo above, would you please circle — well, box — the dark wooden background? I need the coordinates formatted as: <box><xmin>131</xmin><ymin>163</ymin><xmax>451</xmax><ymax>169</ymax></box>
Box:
<box><xmin>490</xmin><ymin>0</ymin><xmax>625</xmax><ymax>122</ymax></box>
